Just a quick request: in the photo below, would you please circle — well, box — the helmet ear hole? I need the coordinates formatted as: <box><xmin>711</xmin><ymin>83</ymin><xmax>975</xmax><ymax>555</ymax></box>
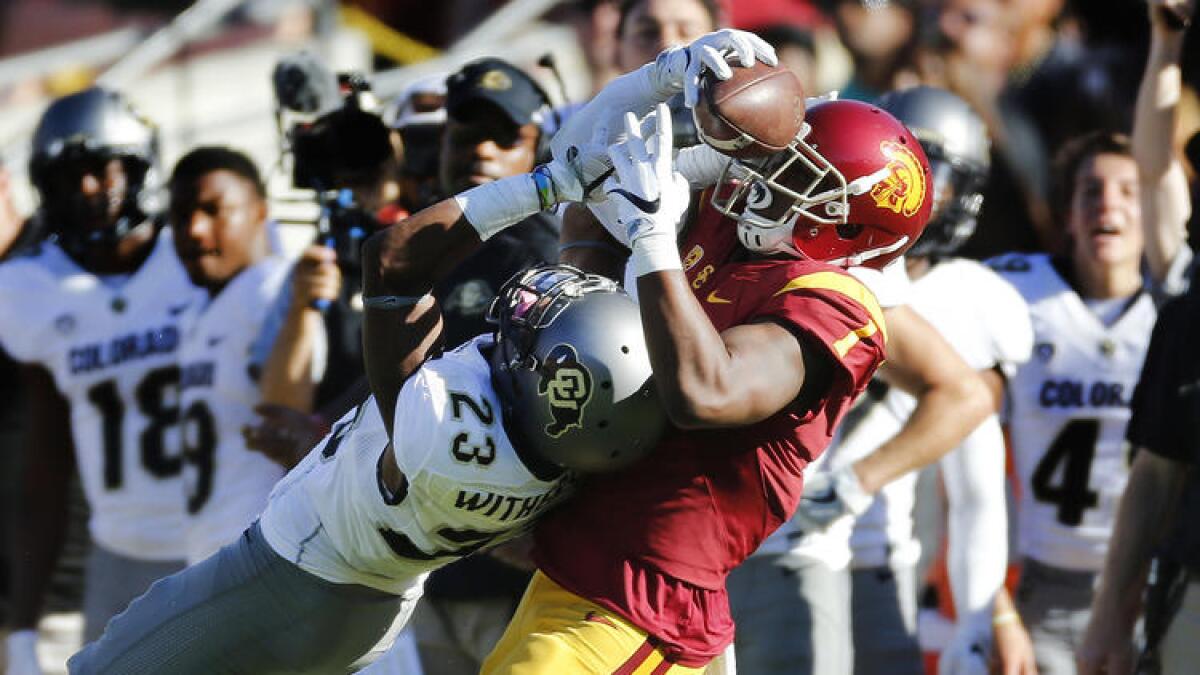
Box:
<box><xmin>836</xmin><ymin>223</ymin><xmax>864</xmax><ymax>240</ymax></box>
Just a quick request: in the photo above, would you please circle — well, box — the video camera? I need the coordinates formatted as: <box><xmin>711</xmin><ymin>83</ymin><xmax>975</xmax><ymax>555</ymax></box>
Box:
<box><xmin>272</xmin><ymin>53</ymin><xmax>392</xmax><ymax>284</ymax></box>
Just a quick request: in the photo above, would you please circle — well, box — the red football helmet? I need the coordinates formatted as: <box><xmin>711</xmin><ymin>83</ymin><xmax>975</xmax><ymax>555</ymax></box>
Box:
<box><xmin>710</xmin><ymin>99</ymin><xmax>934</xmax><ymax>269</ymax></box>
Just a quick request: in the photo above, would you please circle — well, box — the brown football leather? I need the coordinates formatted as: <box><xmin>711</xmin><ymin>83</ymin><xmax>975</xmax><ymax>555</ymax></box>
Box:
<box><xmin>694</xmin><ymin>60</ymin><xmax>805</xmax><ymax>159</ymax></box>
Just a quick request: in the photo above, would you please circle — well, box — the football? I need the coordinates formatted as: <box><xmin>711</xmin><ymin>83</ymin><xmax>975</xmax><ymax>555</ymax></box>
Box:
<box><xmin>692</xmin><ymin>58</ymin><xmax>806</xmax><ymax>159</ymax></box>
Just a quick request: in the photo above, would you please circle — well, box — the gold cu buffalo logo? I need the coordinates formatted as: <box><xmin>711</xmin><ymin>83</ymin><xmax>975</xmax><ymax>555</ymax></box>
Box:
<box><xmin>480</xmin><ymin>70</ymin><xmax>512</xmax><ymax>91</ymax></box>
<box><xmin>538</xmin><ymin>344</ymin><xmax>593</xmax><ymax>438</ymax></box>
<box><xmin>869</xmin><ymin>140</ymin><xmax>927</xmax><ymax>218</ymax></box>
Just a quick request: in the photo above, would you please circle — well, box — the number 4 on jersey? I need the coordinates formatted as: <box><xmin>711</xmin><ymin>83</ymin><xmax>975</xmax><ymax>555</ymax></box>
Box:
<box><xmin>1031</xmin><ymin>419</ymin><xmax>1100</xmax><ymax>526</ymax></box>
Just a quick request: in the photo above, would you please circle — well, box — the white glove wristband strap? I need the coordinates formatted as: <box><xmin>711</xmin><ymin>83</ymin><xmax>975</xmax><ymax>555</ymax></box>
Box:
<box><xmin>629</xmin><ymin>228</ymin><xmax>682</xmax><ymax>278</ymax></box>
<box><xmin>454</xmin><ymin>173</ymin><xmax>541</xmax><ymax>241</ymax></box>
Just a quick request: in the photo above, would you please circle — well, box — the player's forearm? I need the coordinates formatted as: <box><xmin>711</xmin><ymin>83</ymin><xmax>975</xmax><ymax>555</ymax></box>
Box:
<box><xmin>1090</xmin><ymin>450</ymin><xmax>1185</xmax><ymax>627</ymax></box>
<box><xmin>1135</xmin><ymin>24</ymin><xmax>1191</xmax><ymax>281</ymax></box>
<box><xmin>635</xmin><ymin>271</ymin><xmax>739</xmax><ymax>427</ymax></box>
<box><xmin>853</xmin><ymin>371</ymin><xmax>991</xmax><ymax>494</ymax></box>
<box><xmin>942</xmin><ymin>417</ymin><xmax>1009</xmax><ymax>625</ymax></box>
<box><xmin>258</xmin><ymin>305</ymin><xmax>322</xmax><ymax>412</ymax></box>
<box><xmin>558</xmin><ymin>204</ymin><xmax>628</xmax><ymax>280</ymax></box>
<box><xmin>9</xmin><ymin>487</ymin><xmax>69</xmax><ymax>628</ymax></box>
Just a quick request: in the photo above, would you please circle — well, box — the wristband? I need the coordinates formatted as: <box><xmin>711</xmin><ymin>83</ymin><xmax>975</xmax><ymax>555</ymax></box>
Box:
<box><xmin>629</xmin><ymin>228</ymin><xmax>682</xmax><ymax>278</ymax></box>
<box><xmin>454</xmin><ymin>174</ymin><xmax>541</xmax><ymax>241</ymax></box>
<box><xmin>362</xmin><ymin>294</ymin><xmax>428</xmax><ymax>310</ymax></box>
<box><xmin>992</xmin><ymin>611</ymin><xmax>1021</xmax><ymax>627</ymax></box>
<box><xmin>531</xmin><ymin>165</ymin><xmax>558</xmax><ymax>210</ymax></box>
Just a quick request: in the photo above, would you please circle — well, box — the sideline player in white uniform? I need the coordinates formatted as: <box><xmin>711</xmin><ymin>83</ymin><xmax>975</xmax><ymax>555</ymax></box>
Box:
<box><xmin>1</xmin><ymin>88</ymin><xmax>192</xmax><ymax>672</ymax></box>
<box><xmin>987</xmin><ymin>130</ymin><xmax>1159</xmax><ymax>675</ymax></box>
<box><xmin>166</xmin><ymin>147</ymin><xmax>314</xmax><ymax>564</ymax></box>
<box><xmin>71</xmin><ymin>117</ymin><xmax>667</xmax><ymax>670</ymax></box>
<box><xmin>845</xmin><ymin>87</ymin><xmax>1033</xmax><ymax>675</ymax></box>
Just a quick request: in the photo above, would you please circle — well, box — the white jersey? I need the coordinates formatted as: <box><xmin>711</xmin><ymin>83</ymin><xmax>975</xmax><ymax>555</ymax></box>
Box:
<box><xmin>260</xmin><ymin>336</ymin><xmax>571</xmax><ymax>594</ymax></box>
<box><xmin>849</xmin><ymin>258</ymin><xmax>1032</xmax><ymax>568</ymax></box>
<box><xmin>0</xmin><ymin>231</ymin><xmax>193</xmax><ymax>560</ymax></box>
<box><xmin>178</xmin><ymin>256</ymin><xmax>299</xmax><ymax>563</ymax></box>
<box><xmin>991</xmin><ymin>252</ymin><xmax>1155</xmax><ymax>571</ymax></box>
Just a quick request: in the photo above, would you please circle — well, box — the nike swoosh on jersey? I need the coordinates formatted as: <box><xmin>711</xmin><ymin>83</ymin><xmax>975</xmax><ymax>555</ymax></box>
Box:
<box><xmin>706</xmin><ymin>290</ymin><xmax>732</xmax><ymax>304</ymax></box>
<box><xmin>608</xmin><ymin>188</ymin><xmax>660</xmax><ymax>213</ymax></box>
<box><xmin>207</xmin><ymin>336</ymin><xmax>225</xmax><ymax>348</ymax></box>
<box><xmin>168</xmin><ymin>303</ymin><xmax>191</xmax><ymax>316</ymax></box>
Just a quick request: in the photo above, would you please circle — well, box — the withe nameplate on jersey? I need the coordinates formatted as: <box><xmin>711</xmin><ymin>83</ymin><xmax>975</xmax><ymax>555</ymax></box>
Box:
<box><xmin>68</xmin><ymin>325</ymin><xmax>180</xmax><ymax>374</ymax></box>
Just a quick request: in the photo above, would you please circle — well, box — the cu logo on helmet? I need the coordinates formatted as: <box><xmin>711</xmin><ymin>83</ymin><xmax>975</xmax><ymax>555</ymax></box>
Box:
<box><xmin>537</xmin><ymin>344</ymin><xmax>593</xmax><ymax>439</ymax></box>
<box><xmin>869</xmin><ymin>140</ymin><xmax>927</xmax><ymax>218</ymax></box>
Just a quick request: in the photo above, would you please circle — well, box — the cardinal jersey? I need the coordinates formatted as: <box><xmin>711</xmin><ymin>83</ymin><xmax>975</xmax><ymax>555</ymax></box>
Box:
<box><xmin>534</xmin><ymin>205</ymin><xmax>887</xmax><ymax>665</ymax></box>
<box><xmin>991</xmin><ymin>253</ymin><xmax>1154</xmax><ymax>571</ymax></box>
<box><xmin>260</xmin><ymin>336</ymin><xmax>570</xmax><ymax>595</ymax></box>
<box><xmin>848</xmin><ymin>258</ymin><xmax>1032</xmax><ymax>568</ymax></box>
<box><xmin>0</xmin><ymin>231</ymin><xmax>192</xmax><ymax>559</ymax></box>
<box><xmin>178</xmin><ymin>256</ymin><xmax>297</xmax><ymax>563</ymax></box>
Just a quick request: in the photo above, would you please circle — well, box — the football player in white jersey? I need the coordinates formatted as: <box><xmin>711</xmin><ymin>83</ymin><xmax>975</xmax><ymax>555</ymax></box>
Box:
<box><xmin>986</xmin><ymin>130</ymin><xmax>1163</xmax><ymax>675</ymax></box>
<box><xmin>823</xmin><ymin>87</ymin><xmax>1034</xmax><ymax>675</ymax></box>
<box><xmin>70</xmin><ymin>125</ymin><xmax>667</xmax><ymax>670</ymax></box>
<box><xmin>1</xmin><ymin>88</ymin><xmax>193</xmax><ymax>674</ymax></box>
<box><xmin>167</xmin><ymin>146</ymin><xmax>317</xmax><ymax>564</ymax></box>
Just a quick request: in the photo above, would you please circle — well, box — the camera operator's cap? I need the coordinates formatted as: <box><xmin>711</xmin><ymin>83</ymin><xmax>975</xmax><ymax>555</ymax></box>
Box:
<box><xmin>445</xmin><ymin>58</ymin><xmax>549</xmax><ymax>127</ymax></box>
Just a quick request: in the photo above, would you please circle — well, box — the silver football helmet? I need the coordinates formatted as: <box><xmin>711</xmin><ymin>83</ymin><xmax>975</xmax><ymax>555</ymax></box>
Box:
<box><xmin>877</xmin><ymin>86</ymin><xmax>990</xmax><ymax>259</ymax></box>
<box><xmin>487</xmin><ymin>265</ymin><xmax>665</xmax><ymax>474</ymax></box>
<box><xmin>29</xmin><ymin>87</ymin><xmax>161</xmax><ymax>253</ymax></box>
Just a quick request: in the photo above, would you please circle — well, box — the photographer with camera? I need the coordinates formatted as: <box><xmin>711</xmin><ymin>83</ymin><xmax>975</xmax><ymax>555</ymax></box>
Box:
<box><xmin>249</xmin><ymin>63</ymin><xmax>401</xmax><ymax>466</ymax></box>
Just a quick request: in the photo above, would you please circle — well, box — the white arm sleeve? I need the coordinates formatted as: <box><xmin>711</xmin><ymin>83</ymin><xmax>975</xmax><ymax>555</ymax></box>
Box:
<box><xmin>939</xmin><ymin>414</ymin><xmax>1008</xmax><ymax>638</ymax></box>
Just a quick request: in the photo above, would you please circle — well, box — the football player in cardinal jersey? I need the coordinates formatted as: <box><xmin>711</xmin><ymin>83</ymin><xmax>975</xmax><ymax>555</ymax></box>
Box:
<box><xmin>69</xmin><ymin>144</ymin><xmax>665</xmax><ymax>671</ymax></box>
<box><xmin>0</xmin><ymin>88</ymin><xmax>193</xmax><ymax>673</ymax></box>
<box><xmin>166</xmin><ymin>147</ymin><xmax>316</xmax><ymax>565</ymax></box>
<box><xmin>760</xmin><ymin>86</ymin><xmax>1035</xmax><ymax>675</ymax></box>
<box><xmin>500</xmin><ymin>28</ymin><xmax>987</xmax><ymax>674</ymax></box>
<box><xmin>473</xmin><ymin>28</ymin><xmax>964</xmax><ymax>671</ymax></box>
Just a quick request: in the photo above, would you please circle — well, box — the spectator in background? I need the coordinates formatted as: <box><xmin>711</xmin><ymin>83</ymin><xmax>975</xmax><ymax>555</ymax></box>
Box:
<box><xmin>1</xmin><ymin>88</ymin><xmax>193</xmax><ymax>673</ymax></box>
<box><xmin>756</xmin><ymin>23</ymin><xmax>820</xmax><ymax>96</ymax></box>
<box><xmin>614</xmin><ymin>0</ymin><xmax>721</xmax><ymax>72</ymax></box>
<box><xmin>409</xmin><ymin>57</ymin><xmax>561</xmax><ymax>675</ymax></box>
<box><xmin>168</xmin><ymin>147</ymin><xmax>314</xmax><ymax>564</ymax></box>
<box><xmin>827</xmin><ymin>0</ymin><xmax>919</xmax><ymax>101</ymax></box>
<box><xmin>383</xmin><ymin>72</ymin><xmax>448</xmax><ymax>219</ymax></box>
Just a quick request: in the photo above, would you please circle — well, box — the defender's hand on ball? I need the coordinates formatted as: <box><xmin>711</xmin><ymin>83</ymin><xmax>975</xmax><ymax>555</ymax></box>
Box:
<box><xmin>652</xmin><ymin>28</ymin><xmax>779</xmax><ymax>107</ymax></box>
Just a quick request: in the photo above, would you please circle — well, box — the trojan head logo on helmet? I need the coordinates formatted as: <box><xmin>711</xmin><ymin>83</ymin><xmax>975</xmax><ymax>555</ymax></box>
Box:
<box><xmin>29</xmin><ymin>87</ymin><xmax>161</xmax><ymax>258</ymax></box>
<box><xmin>877</xmin><ymin>86</ymin><xmax>991</xmax><ymax>260</ymax></box>
<box><xmin>710</xmin><ymin>98</ymin><xmax>934</xmax><ymax>270</ymax></box>
<box><xmin>487</xmin><ymin>265</ymin><xmax>666</xmax><ymax>473</ymax></box>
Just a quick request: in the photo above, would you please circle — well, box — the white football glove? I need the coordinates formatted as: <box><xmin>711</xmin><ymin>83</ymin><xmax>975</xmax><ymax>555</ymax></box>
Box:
<box><xmin>5</xmin><ymin>630</ymin><xmax>44</xmax><ymax>675</ymax></box>
<box><xmin>549</xmin><ymin>28</ymin><xmax>775</xmax><ymax>196</ymax></box>
<box><xmin>939</xmin><ymin>622</ymin><xmax>992</xmax><ymax>675</ymax></box>
<box><xmin>604</xmin><ymin>105</ymin><xmax>691</xmax><ymax>277</ymax></box>
<box><xmin>792</xmin><ymin>464</ymin><xmax>874</xmax><ymax>533</ymax></box>
<box><xmin>542</xmin><ymin>119</ymin><xmax>612</xmax><ymax>204</ymax></box>
<box><xmin>651</xmin><ymin>29</ymin><xmax>779</xmax><ymax>106</ymax></box>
